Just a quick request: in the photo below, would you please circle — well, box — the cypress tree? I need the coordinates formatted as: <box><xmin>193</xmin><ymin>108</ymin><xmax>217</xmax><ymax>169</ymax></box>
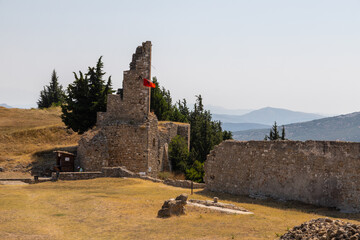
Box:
<box><xmin>37</xmin><ymin>70</ymin><xmax>65</xmax><ymax>108</ymax></box>
<box><xmin>281</xmin><ymin>125</ymin><xmax>286</xmax><ymax>140</ymax></box>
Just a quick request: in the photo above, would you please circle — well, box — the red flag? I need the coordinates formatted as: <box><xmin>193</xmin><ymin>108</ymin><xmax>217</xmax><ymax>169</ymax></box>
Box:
<box><xmin>143</xmin><ymin>78</ymin><xmax>155</xmax><ymax>88</ymax></box>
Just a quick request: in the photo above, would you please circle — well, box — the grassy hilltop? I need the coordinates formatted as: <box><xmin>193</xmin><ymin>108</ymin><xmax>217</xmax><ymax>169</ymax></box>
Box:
<box><xmin>0</xmin><ymin>107</ymin><xmax>80</xmax><ymax>176</ymax></box>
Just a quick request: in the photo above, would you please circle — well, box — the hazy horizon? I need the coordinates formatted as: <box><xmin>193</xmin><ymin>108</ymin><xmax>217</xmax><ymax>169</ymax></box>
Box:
<box><xmin>1</xmin><ymin>0</ymin><xmax>359</xmax><ymax>115</ymax></box>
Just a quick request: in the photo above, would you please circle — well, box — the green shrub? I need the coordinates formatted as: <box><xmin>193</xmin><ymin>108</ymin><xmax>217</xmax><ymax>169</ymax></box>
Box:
<box><xmin>157</xmin><ymin>171</ymin><xmax>172</xmax><ymax>180</ymax></box>
<box><xmin>169</xmin><ymin>135</ymin><xmax>190</xmax><ymax>173</ymax></box>
<box><xmin>185</xmin><ymin>160</ymin><xmax>204</xmax><ymax>183</ymax></box>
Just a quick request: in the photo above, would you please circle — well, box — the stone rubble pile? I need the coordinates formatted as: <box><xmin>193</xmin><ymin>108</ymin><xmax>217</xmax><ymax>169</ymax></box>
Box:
<box><xmin>157</xmin><ymin>194</ymin><xmax>188</xmax><ymax>218</ymax></box>
<box><xmin>280</xmin><ymin>218</ymin><xmax>360</xmax><ymax>240</ymax></box>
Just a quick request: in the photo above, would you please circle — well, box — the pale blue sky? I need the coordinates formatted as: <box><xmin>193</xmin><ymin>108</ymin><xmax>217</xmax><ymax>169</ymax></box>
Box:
<box><xmin>1</xmin><ymin>0</ymin><xmax>359</xmax><ymax>114</ymax></box>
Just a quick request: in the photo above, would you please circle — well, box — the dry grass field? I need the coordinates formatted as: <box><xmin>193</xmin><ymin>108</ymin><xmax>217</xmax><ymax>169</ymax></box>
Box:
<box><xmin>0</xmin><ymin>107</ymin><xmax>80</xmax><ymax>176</ymax></box>
<box><xmin>2</xmin><ymin>106</ymin><xmax>360</xmax><ymax>239</ymax></box>
<box><xmin>1</xmin><ymin>178</ymin><xmax>360</xmax><ymax>240</ymax></box>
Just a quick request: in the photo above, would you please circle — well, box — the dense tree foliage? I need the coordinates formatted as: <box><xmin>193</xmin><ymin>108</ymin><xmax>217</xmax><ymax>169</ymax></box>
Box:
<box><xmin>222</xmin><ymin>130</ymin><xmax>233</xmax><ymax>140</ymax></box>
<box><xmin>150</xmin><ymin>77</ymin><xmax>188</xmax><ymax>122</ymax></box>
<box><xmin>61</xmin><ymin>57</ymin><xmax>113</xmax><ymax>134</ymax></box>
<box><xmin>152</xmin><ymin>79</ymin><xmax>232</xmax><ymax>182</ymax></box>
<box><xmin>168</xmin><ymin>135</ymin><xmax>190</xmax><ymax>173</ymax></box>
<box><xmin>265</xmin><ymin>121</ymin><xmax>286</xmax><ymax>140</ymax></box>
<box><xmin>37</xmin><ymin>70</ymin><xmax>65</xmax><ymax>108</ymax></box>
<box><xmin>188</xmin><ymin>95</ymin><xmax>223</xmax><ymax>163</ymax></box>
<box><xmin>185</xmin><ymin>160</ymin><xmax>204</xmax><ymax>183</ymax></box>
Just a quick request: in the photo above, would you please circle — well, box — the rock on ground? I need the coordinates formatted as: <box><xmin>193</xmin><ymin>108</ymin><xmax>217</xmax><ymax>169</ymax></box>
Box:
<box><xmin>157</xmin><ymin>194</ymin><xmax>188</xmax><ymax>218</ymax></box>
<box><xmin>280</xmin><ymin>218</ymin><xmax>360</xmax><ymax>240</ymax></box>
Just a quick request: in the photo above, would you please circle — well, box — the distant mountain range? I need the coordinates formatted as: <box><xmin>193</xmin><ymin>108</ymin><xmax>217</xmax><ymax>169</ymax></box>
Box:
<box><xmin>213</xmin><ymin>107</ymin><xmax>324</xmax><ymax>126</ymax></box>
<box><xmin>233</xmin><ymin>111</ymin><xmax>360</xmax><ymax>142</ymax></box>
<box><xmin>211</xmin><ymin>107</ymin><xmax>325</xmax><ymax>132</ymax></box>
<box><xmin>0</xmin><ymin>103</ymin><xmax>13</xmax><ymax>108</ymax></box>
<box><xmin>205</xmin><ymin>105</ymin><xmax>253</xmax><ymax>115</ymax></box>
<box><xmin>0</xmin><ymin>103</ymin><xmax>35</xmax><ymax>109</ymax></box>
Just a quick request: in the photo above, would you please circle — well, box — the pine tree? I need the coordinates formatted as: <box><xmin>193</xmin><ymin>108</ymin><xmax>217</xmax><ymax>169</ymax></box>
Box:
<box><xmin>37</xmin><ymin>70</ymin><xmax>65</xmax><ymax>108</ymax></box>
<box><xmin>265</xmin><ymin>121</ymin><xmax>285</xmax><ymax>140</ymax></box>
<box><xmin>61</xmin><ymin>57</ymin><xmax>113</xmax><ymax>134</ymax></box>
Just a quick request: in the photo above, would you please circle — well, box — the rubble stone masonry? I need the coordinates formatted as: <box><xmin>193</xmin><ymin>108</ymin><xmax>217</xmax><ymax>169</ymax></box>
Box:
<box><xmin>77</xmin><ymin>41</ymin><xmax>190</xmax><ymax>177</ymax></box>
<box><xmin>205</xmin><ymin>140</ymin><xmax>360</xmax><ymax>213</ymax></box>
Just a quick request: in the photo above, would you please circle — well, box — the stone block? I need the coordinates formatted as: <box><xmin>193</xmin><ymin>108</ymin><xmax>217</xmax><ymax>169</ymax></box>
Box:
<box><xmin>157</xmin><ymin>194</ymin><xmax>188</xmax><ymax>218</ymax></box>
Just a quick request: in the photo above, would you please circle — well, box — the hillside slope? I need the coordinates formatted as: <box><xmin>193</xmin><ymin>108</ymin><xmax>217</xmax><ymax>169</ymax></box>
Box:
<box><xmin>0</xmin><ymin>107</ymin><xmax>80</xmax><ymax>174</ymax></box>
<box><xmin>0</xmin><ymin>103</ymin><xmax>12</xmax><ymax>108</ymax></box>
<box><xmin>233</xmin><ymin>111</ymin><xmax>360</xmax><ymax>141</ymax></box>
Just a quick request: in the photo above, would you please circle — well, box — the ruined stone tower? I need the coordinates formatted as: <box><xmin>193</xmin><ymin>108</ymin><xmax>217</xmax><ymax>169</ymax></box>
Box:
<box><xmin>77</xmin><ymin>41</ymin><xmax>190</xmax><ymax>176</ymax></box>
<box><xmin>97</xmin><ymin>41</ymin><xmax>152</xmax><ymax>124</ymax></box>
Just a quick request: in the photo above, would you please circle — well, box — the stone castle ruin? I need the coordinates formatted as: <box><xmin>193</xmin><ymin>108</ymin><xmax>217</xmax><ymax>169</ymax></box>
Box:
<box><xmin>205</xmin><ymin>140</ymin><xmax>360</xmax><ymax>213</ymax></box>
<box><xmin>76</xmin><ymin>41</ymin><xmax>360</xmax><ymax>213</ymax></box>
<box><xmin>77</xmin><ymin>41</ymin><xmax>190</xmax><ymax>177</ymax></box>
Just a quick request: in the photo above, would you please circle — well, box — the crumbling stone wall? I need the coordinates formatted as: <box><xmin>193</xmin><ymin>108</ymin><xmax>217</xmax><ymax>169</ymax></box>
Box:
<box><xmin>77</xmin><ymin>41</ymin><xmax>190</xmax><ymax>177</ymax></box>
<box><xmin>97</xmin><ymin>41</ymin><xmax>152</xmax><ymax>125</ymax></box>
<box><xmin>205</xmin><ymin>140</ymin><xmax>360</xmax><ymax>213</ymax></box>
<box><xmin>158</xmin><ymin>122</ymin><xmax>190</xmax><ymax>171</ymax></box>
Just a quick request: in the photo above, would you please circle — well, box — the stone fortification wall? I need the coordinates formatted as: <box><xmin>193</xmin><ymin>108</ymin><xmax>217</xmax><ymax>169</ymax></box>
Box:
<box><xmin>78</xmin><ymin>117</ymin><xmax>189</xmax><ymax>176</ymax></box>
<box><xmin>54</xmin><ymin>172</ymin><xmax>103</xmax><ymax>181</ymax></box>
<box><xmin>205</xmin><ymin>140</ymin><xmax>360</xmax><ymax>213</ymax></box>
<box><xmin>164</xmin><ymin>179</ymin><xmax>205</xmax><ymax>189</ymax></box>
<box><xmin>77</xmin><ymin>123</ymin><xmax>149</xmax><ymax>173</ymax></box>
<box><xmin>54</xmin><ymin>167</ymin><xmax>205</xmax><ymax>189</ymax></box>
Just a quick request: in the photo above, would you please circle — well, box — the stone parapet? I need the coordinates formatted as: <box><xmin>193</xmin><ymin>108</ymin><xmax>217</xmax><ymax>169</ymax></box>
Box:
<box><xmin>101</xmin><ymin>166</ymin><xmax>138</xmax><ymax>178</ymax></box>
<box><xmin>164</xmin><ymin>179</ymin><xmax>205</xmax><ymax>189</ymax></box>
<box><xmin>53</xmin><ymin>172</ymin><xmax>103</xmax><ymax>181</ymax></box>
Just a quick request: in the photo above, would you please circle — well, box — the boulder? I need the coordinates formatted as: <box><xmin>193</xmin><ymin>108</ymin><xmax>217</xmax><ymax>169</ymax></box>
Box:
<box><xmin>157</xmin><ymin>194</ymin><xmax>188</xmax><ymax>218</ymax></box>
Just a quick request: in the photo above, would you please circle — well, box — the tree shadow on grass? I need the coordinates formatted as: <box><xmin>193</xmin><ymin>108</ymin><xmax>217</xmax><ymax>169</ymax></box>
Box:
<box><xmin>195</xmin><ymin>188</ymin><xmax>360</xmax><ymax>222</ymax></box>
<box><xmin>30</xmin><ymin>146</ymin><xmax>77</xmax><ymax>177</ymax></box>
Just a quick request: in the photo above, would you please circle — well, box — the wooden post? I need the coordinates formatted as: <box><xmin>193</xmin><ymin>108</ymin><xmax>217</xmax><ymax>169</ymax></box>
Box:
<box><xmin>191</xmin><ymin>181</ymin><xmax>193</xmax><ymax>195</ymax></box>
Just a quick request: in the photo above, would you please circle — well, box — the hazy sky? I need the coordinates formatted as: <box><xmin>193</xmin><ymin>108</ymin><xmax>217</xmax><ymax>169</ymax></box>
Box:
<box><xmin>1</xmin><ymin>0</ymin><xmax>359</xmax><ymax>115</ymax></box>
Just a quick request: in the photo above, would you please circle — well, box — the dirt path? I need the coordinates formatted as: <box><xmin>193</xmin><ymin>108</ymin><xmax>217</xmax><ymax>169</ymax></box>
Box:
<box><xmin>0</xmin><ymin>181</ymin><xmax>28</xmax><ymax>185</ymax></box>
